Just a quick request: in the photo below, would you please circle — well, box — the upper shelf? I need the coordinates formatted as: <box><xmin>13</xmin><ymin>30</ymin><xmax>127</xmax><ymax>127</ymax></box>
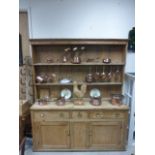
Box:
<box><xmin>33</xmin><ymin>62</ymin><xmax>125</xmax><ymax>66</ymax></box>
<box><xmin>34</xmin><ymin>82</ymin><xmax>122</xmax><ymax>86</ymax></box>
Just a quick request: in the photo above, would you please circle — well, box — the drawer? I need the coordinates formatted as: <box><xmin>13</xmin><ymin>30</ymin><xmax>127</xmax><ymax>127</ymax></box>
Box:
<box><xmin>71</xmin><ymin>111</ymin><xmax>88</xmax><ymax>119</ymax></box>
<box><xmin>33</xmin><ymin>111</ymin><xmax>69</xmax><ymax>121</ymax></box>
<box><xmin>89</xmin><ymin>111</ymin><xmax>125</xmax><ymax>119</ymax></box>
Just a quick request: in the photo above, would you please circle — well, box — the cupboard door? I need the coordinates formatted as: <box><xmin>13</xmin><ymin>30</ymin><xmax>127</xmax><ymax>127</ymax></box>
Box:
<box><xmin>71</xmin><ymin>122</ymin><xmax>88</xmax><ymax>149</ymax></box>
<box><xmin>89</xmin><ymin>121</ymin><xmax>125</xmax><ymax>150</ymax></box>
<box><xmin>39</xmin><ymin>122</ymin><xmax>70</xmax><ymax>149</ymax></box>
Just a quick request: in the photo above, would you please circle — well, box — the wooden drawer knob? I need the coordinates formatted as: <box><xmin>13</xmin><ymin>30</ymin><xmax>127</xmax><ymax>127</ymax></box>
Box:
<box><xmin>40</xmin><ymin>113</ymin><xmax>45</xmax><ymax>117</ymax></box>
<box><xmin>96</xmin><ymin>113</ymin><xmax>100</xmax><ymax>118</ymax></box>
<box><xmin>100</xmin><ymin>114</ymin><xmax>104</xmax><ymax>118</ymax></box>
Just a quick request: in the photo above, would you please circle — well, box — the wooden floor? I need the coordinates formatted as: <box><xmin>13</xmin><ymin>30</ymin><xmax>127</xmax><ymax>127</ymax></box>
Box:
<box><xmin>24</xmin><ymin>138</ymin><xmax>133</xmax><ymax>155</ymax></box>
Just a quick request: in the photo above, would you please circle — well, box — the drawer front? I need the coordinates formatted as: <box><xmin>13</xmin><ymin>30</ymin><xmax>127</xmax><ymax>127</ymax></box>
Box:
<box><xmin>89</xmin><ymin>111</ymin><xmax>125</xmax><ymax>119</ymax></box>
<box><xmin>33</xmin><ymin>111</ymin><xmax>69</xmax><ymax>122</ymax></box>
<box><xmin>71</xmin><ymin>111</ymin><xmax>88</xmax><ymax>119</ymax></box>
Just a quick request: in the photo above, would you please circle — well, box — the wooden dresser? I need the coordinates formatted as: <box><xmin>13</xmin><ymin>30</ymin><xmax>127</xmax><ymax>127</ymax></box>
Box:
<box><xmin>31</xmin><ymin>101</ymin><xmax>128</xmax><ymax>151</ymax></box>
<box><xmin>30</xmin><ymin>39</ymin><xmax>129</xmax><ymax>151</ymax></box>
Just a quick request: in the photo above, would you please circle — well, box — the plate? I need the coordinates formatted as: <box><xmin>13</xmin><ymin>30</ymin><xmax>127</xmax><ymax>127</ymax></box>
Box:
<box><xmin>60</xmin><ymin>78</ymin><xmax>72</xmax><ymax>84</ymax></box>
<box><xmin>61</xmin><ymin>88</ymin><xmax>72</xmax><ymax>100</ymax></box>
<box><xmin>90</xmin><ymin>88</ymin><xmax>101</xmax><ymax>98</ymax></box>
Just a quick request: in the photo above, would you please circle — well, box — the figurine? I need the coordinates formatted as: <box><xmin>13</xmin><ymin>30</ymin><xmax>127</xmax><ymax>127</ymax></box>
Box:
<box><xmin>73</xmin><ymin>81</ymin><xmax>87</xmax><ymax>105</ymax></box>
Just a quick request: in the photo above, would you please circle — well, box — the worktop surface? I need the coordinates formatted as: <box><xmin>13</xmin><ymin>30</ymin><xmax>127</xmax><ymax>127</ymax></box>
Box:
<box><xmin>31</xmin><ymin>100</ymin><xmax>128</xmax><ymax>111</ymax></box>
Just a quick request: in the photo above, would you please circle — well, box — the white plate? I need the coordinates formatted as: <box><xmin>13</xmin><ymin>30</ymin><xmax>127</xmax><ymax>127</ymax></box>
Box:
<box><xmin>61</xmin><ymin>88</ymin><xmax>72</xmax><ymax>100</ymax></box>
<box><xmin>90</xmin><ymin>88</ymin><xmax>101</xmax><ymax>98</ymax></box>
<box><xmin>60</xmin><ymin>78</ymin><xmax>72</xmax><ymax>84</ymax></box>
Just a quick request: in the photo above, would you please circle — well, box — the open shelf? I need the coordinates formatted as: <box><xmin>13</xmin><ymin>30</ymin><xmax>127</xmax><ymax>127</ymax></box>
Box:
<box><xmin>33</xmin><ymin>62</ymin><xmax>125</xmax><ymax>66</ymax></box>
<box><xmin>31</xmin><ymin>39</ymin><xmax>127</xmax><ymax>100</ymax></box>
<box><xmin>34</xmin><ymin>82</ymin><xmax>123</xmax><ymax>86</ymax></box>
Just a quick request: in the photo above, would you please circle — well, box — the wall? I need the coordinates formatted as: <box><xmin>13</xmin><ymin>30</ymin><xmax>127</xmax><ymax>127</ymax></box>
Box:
<box><xmin>27</xmin><ymin>0</ymin><xmax>135</xmax><ymax>39</ymax></box>
<box><xmin>19</xmin><ymin>0</ymin><xmax>29</xmax><ymax>11</ymax></box>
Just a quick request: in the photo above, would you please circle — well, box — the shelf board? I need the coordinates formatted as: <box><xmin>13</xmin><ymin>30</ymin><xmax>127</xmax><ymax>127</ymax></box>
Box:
<box><xmin>33</xmin><ymin>62</ymin><xmax>125</xmax><ymax>66</ymax></box>
<box><xmin>34</xmin><ymin>82</ymin><xmax>122</xmax><ymax>86</ymax></box>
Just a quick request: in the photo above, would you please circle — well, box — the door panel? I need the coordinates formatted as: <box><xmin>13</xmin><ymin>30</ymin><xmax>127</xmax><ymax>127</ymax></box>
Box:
<box><xmin>39</xmin><ymin>122</ymin><xmax>70</xmax><ymax>149</ymax></box>
<box><xmin>89</xmin><ymin>121</ymin><xmax>124</xmax><ymax>149</ymax></box>
<box><xmin>71</xmin><ymin>122</ymin><xmax>88</xmax><ymax>149</ymax></box>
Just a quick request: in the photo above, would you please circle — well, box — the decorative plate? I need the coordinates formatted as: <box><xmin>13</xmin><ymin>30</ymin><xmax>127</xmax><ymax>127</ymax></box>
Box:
<box><xmin>61</xmin><ymin>88</ymin><xmax>72</xmax><ymax>100</ymax></box>
<box><xmin>60</xmin><ymin>78</ymin><xmax>72</xmax><ymax>84</ymax></box>
<box><xmin>90</xmin><ymin>88</ymin><xmax>101</xmax><ymax>98</ymax></box>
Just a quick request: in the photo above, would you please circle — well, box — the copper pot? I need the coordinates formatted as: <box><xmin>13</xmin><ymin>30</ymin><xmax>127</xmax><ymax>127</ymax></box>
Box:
<box><xmin>100</xmin><ymin>66</ymin><xmax>106</xmax><ymax>82</ymax></box>
<box><xmin>111</xmin><ymin>94</ymin><xmax>124</xmax><ymax>105</ymax></box>
<box><xmin>90</xmin><ymin>97</ymin><xmax>101</xmax><ymax>106</ymax></box>
<box><xmin>85</xmin><ymin>73</ymin><xmax>93</xmax><ymax>82</ymax></box>
<box><xmin>56</xmin><ymin>97</ymin><xmax>65</xmax><ymax>106</ymax></box>
<box><xmin>94</xmin><ymin>67</ymin><xmax>100</xmax><ymax>82</ymax></box>
<box><xmin>47</xmin><ymin>73</ymin><xmax>57</xmax><ymax>83</ymax></box>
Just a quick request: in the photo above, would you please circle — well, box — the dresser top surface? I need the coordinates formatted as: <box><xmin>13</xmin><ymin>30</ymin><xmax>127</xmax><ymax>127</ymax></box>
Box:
<box><xmin>31</xmin><ymin>100</ymin><xmax>128</xmax><ymax>111</ymax></box>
